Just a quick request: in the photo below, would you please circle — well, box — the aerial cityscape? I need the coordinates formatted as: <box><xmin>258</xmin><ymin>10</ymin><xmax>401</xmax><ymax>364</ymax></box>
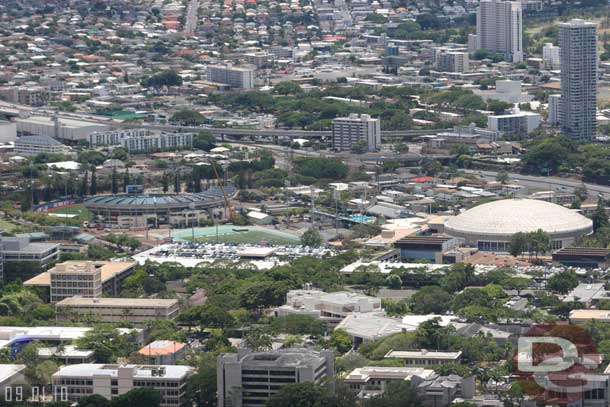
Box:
<box><xmin>3</xmin><ymin>0</ymin><xmax>610</xmax><ymax>406</ymax></box>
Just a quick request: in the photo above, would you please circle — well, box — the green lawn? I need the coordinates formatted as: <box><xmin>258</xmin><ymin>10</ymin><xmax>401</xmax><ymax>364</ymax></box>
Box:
<box><xmin>48</xmin><ymin>204</ymin><xmax>91</xmax><ymax>221</ymax></box>
<box><xmin>188</xmin><ymin>230</ymin><xmax>299</xmax><ymax>245</ymax></box>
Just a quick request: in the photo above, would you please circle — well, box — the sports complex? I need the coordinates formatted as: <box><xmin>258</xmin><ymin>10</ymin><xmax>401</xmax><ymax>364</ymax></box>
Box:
<box><xmin>84</xmin><ymin>186</ymin><xmax>236</xmax><ymax>228</ymax></box>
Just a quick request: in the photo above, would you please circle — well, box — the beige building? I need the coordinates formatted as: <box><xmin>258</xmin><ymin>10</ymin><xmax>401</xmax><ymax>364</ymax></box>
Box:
<box><xmin>49</xmin><ymin>261</ymin><xmax>102</xmax><ymax>303</ymax></box>
<box><xmin>55</xmin><ymin>297</ymin><xmax>180</xmax><ymax>325</ymax></box>
<box><xmin>25</xmin><ymin>261</ymin><xmax>137</xmax><ymax>303</ymax></box>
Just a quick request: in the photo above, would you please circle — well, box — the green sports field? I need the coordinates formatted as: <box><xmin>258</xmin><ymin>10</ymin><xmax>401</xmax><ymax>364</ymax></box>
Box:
<box><xmin>48</xmin><ymin>204</ymin><xmax>91</xmax><ymax>221</ymax></box>
<box><xmin>175</xmin><ymin>225</ymin><xmax>299</xmax><ymax>245</ymax></box>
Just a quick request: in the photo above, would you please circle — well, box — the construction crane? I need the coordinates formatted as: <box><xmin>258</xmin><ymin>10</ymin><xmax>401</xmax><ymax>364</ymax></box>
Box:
<box><xmin>209</xmin><ymin>159</ymin><xmax>235</xmax><ymax>220</ymax></box>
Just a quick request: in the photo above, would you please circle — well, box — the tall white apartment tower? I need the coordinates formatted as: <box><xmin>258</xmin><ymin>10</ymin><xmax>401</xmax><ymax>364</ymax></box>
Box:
<box><xmin>559</xmin><ymin>19</ymin><xmax>597</xmax><ymax>142</ymax></box>
<box><xmin>476</xmin><ymin>0</ymin><xmax>523</xmax><ymax>63</ymax></box>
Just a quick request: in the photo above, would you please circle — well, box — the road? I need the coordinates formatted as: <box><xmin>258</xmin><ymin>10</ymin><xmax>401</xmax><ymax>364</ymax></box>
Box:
<box><xmin>464</xmin><ymin>169</ymin><xmax>610</xmax><ymax>199</ymax></box>
<box><xmin>184</xmin><ymin>0</ymin><xmax>200</xmax><ymax>33</ymax></box>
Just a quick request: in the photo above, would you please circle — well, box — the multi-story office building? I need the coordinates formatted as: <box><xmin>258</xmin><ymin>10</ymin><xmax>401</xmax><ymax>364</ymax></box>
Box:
<box><xmin>559</xmin><ymin>19</ymin><xmax>598</xmax><ymax>142</ymax></box>
<box><xmin>433</xmin><ymin>49</ymin><xmax>469</xmax><ymax>73</ymax></box>
<box><xmin>217</xmin><ymin>349</ymin><xmax>334</xmax><ymax>407</ymax></box>
<box><xmin>52</xmin><ymin>364</ymin><xmax>193</xmax><ymax>407</ymax></box>
<box><xmin>548</xmin><ymin>94</ymin><xmax>562</xmax><ymax>125</ymax></box>
<box><xmin>207</xmin><ymin>64</ymin><xmax>255</xmax><ymax>89</ymax></box>
<box><xmin>332</xmin><ymin>114</ymin><xmax>381</xmax><ymax>152</ymax></box>
<box><xmin>49</xmin><ymin>261</ymin><xmax>103</xmax><ymax>303</ymax></box>
<box><xmin>487</xmin><ymin>109</ymin><xmax>541</xmax><ymax>136</ymax></box>
<box><xmin>476</xmin><ymin>0</ymin><xmax>523</xmax><ymax>63</ymax></box>
<box><xmin>275</xmin><ymin>289</ymin><xmax>381</xmax><ymax>325</ymax></box>
<box><xmin>55</xmin><ymin>297</ymin><xmax>180</xmax><ymax>325</ymax></box>
<box><xmin>542</xmin><ymin>43</ymin><xmax>561</xmax><ymax>70</ymax></box>
<box><xmin>14</xmin><ymin>135</ymin><xmax>72</xmax><ymax>156</ymax></box>
<box><xmin>25</xmin><ymin>260</ymin><xmax>137</xmax><ymax>302</ymax></box>
<box><xmin>0</xmin><ymin>236</ymin><xmax>60</xmax><ymax>282</ymax></box>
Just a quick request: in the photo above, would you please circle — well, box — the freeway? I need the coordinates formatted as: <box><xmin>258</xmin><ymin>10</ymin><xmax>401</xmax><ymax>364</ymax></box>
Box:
<box><xmin>464</xmin><ymin>169</ymin><xmax>610</xmax><ymax>200</ymax></box>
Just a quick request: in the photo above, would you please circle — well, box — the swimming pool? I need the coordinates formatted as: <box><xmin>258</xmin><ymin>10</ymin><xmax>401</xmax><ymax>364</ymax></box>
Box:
<box><xmin>350</xmin><ymin>215</ymin><xmax>376</xmax><ymax>223</ymax></box>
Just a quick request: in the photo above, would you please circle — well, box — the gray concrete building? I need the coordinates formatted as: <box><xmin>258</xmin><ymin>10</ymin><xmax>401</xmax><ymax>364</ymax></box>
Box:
<box><xmin>559</xmin><ymin>19</ymin><xmax>597</xmax><ymax>141</ymax></box>
<box><xmin>475</xmin><ymin>0</ymin><xmax>523</xmax><ymax>63</ymax></box>
<box><xmin>207</xmin><ymin>64</ymin><xmax>255</xmax><ymax>89</ymax></box>
<box><xmin>331</xmin><ymin>114</ymin><xmax>381</xmax><ymax>152</ymax></box>
<box><xmin>217</xmin><ymin>349</ymin><xmax>334</xmax><ymax>407</ymax></box>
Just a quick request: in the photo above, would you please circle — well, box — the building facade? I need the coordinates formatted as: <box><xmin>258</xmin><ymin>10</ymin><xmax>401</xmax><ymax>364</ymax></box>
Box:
<box><xmin>207</xmin><ymin>65</ymin><xmax>255</xmax><ymax>89</ymax></box>
<box><xmin>49</xmin><ymin>261</ymin><xmax>103</xmax><ymax>303</ymax></box>
<box><xmin>433</xmin><ymin>49</ymin><xmax>469</xmax><ymax>73</ymax></box>
<box><xmin>559</xmin><ymin>19</ymin><xmax>597</xmax><ymax>142</ymax></box>
<box><xmin>548</xmin><ymin>94</ymin><xmax>561</xmax><ymax>125</ymax></box>
<box><xmin>331</xmin><ymin>114</ymin><xmax>381</xmax><ymax>152</ymax></box>
<box><xmin>476</xmin><ymin>0</ymin><xmax>523</xmax><ymax>63</ymax></box>
<box><xmin>14</xmin><ymin>135</ymin><xmax>71</xmax><ymax>156</ymax></box>
<box><xmin>52</xmin><ymin>364</ymin><xmax>193</xmax><ymax>407</ymax></box>
<box><xmin>487</xmin><ymin>110</ymin><xmax>541</xmax><ymax>136</ymax></box>
<box><xmin>55</xmin><ymin>297</ymin><xmax>180</xmax><ymax>325</ymax></box>
<box><xmin>217</xmin><ymin>349</ymin><xmax>334</xmax><ymax>407</ymax></box>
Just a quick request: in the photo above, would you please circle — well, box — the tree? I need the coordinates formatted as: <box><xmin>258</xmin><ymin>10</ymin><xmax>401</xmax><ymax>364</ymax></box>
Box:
<box><xmin>171</xmin><ymin>110</ymin><xmax>205</xmax><ymax>126</ymax></box>
<box><xmin>593</xmin><ymin>198</ymin><xmax>609</xmax><ymax>231</ymax></box>
<box><xmin>509</xmin><ymin>232</ymin><xmax>528</xmax><ymax>257</ymax></box>
<box><xmin>143</xmin><ymin>70</ymin><xmax>182</xmax><ymax>88</ymax></box>
<box><xmin>386</xmin><ymin>274</ymin><xmax>402</xmax><ymax>289</ymax></box>
<box><xmin>266</xmin><ymin>383</ymin><xmax>332</xmax><ymax>407</ymax></box>
<box><xmin>243</xmin><ymin>327</ymin><xmax>272</xmax><ymax>351</ymax></box>
<box><xmin>111</xmin><ymin>167</ymin><xmax>118</xmax><ymax>194</ymax></box>
<box><xmin>547</xmin><ymin>270</ymin><xmax>579</xmax><ymax>294</ymax></box>
<box><xmin>174</xmin><ymin>172</ymin><xmax>181</xmax><ymax>193</ymax></box>
<box><xmin>193</xmin><ymin>132</ymin><xmax>216</xmax><ymax>151</ymax></box>
<box><xmin>123</xmin><ymin>168</ymin><xmax>130</xmax><ymax>191</ymax></box>
<box><xmin>351</xmin><ymin>139</ymin><xmax>369</xmax><ymax>154</ymax></box>
<box><xmin>301</xmin><ymin>227</ymin><xmax>323</xmax><ymax>247</ymax></box>
<box><xmin>77</xmin><ymin>394</ymin><xmax>110</xmax><ymax>407</ymax></box>
<box><xmin>162</xmin><ymin>172</ymin><xmax>169</xmax><ymax>193</ymax></box>
<box><xmin>111</xmin><ymin>388</ymin><xmax>161</xmax><ymax>407</ymax></box>
<box><xmin>178</xmin><ymin>304</ymin><xmax>235</xmax><ymax>330</ymax></box>
<box><xmin>75</xmin><ymin>325</ymin><xmax>139</xmax><ymax>363</ymax></box>
<box><xmin>240</xmin><ymin>281</ymin><xmax>288</xmax><ymax>311</ymax></box>
<box><xmin>273</xmin><ymin>81</ymin><xmax>303</xmax><ymax>95</ymax></box>
<box><xmin>364</xmin><ymin>381</ymin><xmax>422</xmax><ymax>407</ymax></box>
<box><xmin>410</xmin><ymin>286</ymin><xmax>453</xmax><ymax>314</ymax></box>
<box><xmin>270</xmin><ymin>314</ymin><xmax>326</xmax><ymax>336</ymax></box>
<box><xmin>80</xmin><ymin>170</ymin><xmax>88</xmax><ymax>196</ymax></box>
<box><xmin>184</xmin><ymin>353</ymin><xmax>217</xmax><ymax>407</ymax></box>
<box><xmin>496</xmin><ymin>170</ymin><xmax>509</xmax><ymax>184</ymax></box>
<box><xmin>90</xmin><ymin>165</ymin><xmax>97</xmax><ymax>195</ymax></box>
<box><xmin>331</xmin><ymin>329</ymin><xmax>352</xmax><ymax>353</ymax></box>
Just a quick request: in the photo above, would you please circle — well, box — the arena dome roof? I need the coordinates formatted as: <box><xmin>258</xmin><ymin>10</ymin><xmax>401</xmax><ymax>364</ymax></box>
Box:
<box><xmin>445</xmin><ymin>199</ymin><xmax>593</xmax><ymax>238</ymax></box>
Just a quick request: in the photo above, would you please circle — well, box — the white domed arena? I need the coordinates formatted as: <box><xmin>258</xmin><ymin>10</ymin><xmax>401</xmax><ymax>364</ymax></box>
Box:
<box><xmin>444</xmin><ymin>199</ymin><xmax>593</xmax><ymax>252</ymax></box>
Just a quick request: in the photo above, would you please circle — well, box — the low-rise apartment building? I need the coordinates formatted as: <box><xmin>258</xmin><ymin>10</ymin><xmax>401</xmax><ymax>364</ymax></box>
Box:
<box><xmin>55</xmin><ymin>297</ymin><xmax>180</xmax><ymax>325</ymax></box>
<box><xmin>217</xmin><ymin>349</ymin><xmax>334</xmax><ymax>407</ymax></box>
<box><xmin>52</xmin><ymin>364</ymin><xmax>193</xmax><ymax>407</ymax></box>
<box><xmin>275</xmin><ymin>289</ymin><xmax>381</xmax><ymax>325</ymax></box>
